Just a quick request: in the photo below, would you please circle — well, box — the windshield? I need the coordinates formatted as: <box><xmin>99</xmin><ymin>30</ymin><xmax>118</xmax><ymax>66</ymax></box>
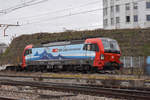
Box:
<box><xmin>102</xmin><ymin>39</ymin><xmax>120</xmax><ymax>53</ymax></box>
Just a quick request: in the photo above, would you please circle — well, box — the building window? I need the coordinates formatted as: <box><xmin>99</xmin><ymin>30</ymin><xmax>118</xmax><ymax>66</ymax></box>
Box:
<box><xmin>103</xmin><ymin>0</ymin><xmax>108</xmax><ymax>7</ymax></box>
<box><xmin>126</xmin><ymin>16</ymin><xmax>130</xmax><ymax>23</ymax></box>
<box><xmin>110</xmin><ymin>0</ymin><xmax>114</xmax><ymax>4</ymax></box>
<box><xmin>116</xmin><ymin>17</ymin><xmax>120</xmax><ymax>24</ymax></box>
<box><xmin>110</xmin><ymin>6</ymin><xmax>114</xmax><ymax>16</ymax></box>
<box><xmin>111</xmin><ymin>18</ymin><xmax>114</xmax><ymax>25</ymax></box>
<box><xmin>111</xmin><ymin>6</ymin><xmax>114</xmax><ymax>12</ymax></box>
<box><xmin>134</xmin><ymin>15</ymin><xmax>138</xmax><ymax>22</ymax></box>
<box><xmin>146</xmin><ymin>15</ymin><xmax>150</xmax><ymax>21</ymax></box>
<box><xmin>103</xmin><ymin>8</ymin><xmax>107</xmax><ymax>16</ymax></box>
<box><xmin>133</xmin><ymin>2</ymin><xmax>138</xmax><ymax>10</ymax></box>
<box><xmin>126</xmin><ymin>3</ymin><xmax>130</xmax><ymax>11</ymax></box>
<box><xmin>104</xmin><ymin>19</ymin><xmax>108</xmax><ymax>26</ymax></box>
<box><xmin>116</xmin><ymin>5</ymin><xmax>120</xmax><ymax>12</ymax></box>
<box><xmin>146</xmin><ymin>2</ymin><xmax>150</xmax><ymax>9</ymax></box>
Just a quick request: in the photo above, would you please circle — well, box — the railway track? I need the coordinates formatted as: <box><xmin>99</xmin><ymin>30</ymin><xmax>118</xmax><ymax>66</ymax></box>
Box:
<box><xmin>0</xmin><ymin>79</ymin><xmax>150</xmax><ymax>100</ymax></box>
<box><xmin>0</xmin><ymin>74</ymin><xmax>150</xmax><ymax>91</ymax></box>
<box><xmin>0</xmin><ymin>89</ymin><xmax>76</xmax><ymax>100</ymax></box>
<box><xmin>0</xmin><ymin>96</ymin><xmax>19</xmax><ymax>100</ymax></box>
<box><xmin>0</xmin><ymin>73</ymin><xmax>149</xmax><ymax>82</ymax></box>
<box><xmin>0</xmin><ymin>71</ymin><xmax>149</xmax><ymax>80</ymax></box>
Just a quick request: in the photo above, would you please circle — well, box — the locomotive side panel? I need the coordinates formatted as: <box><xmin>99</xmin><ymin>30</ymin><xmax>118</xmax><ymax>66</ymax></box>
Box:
<box><xmin>25</xmin><ymin>44</ymin><xmax>96</xmax><ymax>66</ymax></box>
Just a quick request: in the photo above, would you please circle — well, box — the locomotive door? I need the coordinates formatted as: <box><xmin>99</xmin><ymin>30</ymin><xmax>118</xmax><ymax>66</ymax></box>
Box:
<box><xmin>83</xmin><ymin>44</ymin><xmax>92</xmax><ymax>60</ymax></box>
<box><xmin>84</xmin><ymin>43</ymin><xmax>97</xmax><ymax>61</ymax></box>
<box><xmin>25</xmin><ymin>49</ymin><xmax>32</xmax><ymax>62</ymax></box>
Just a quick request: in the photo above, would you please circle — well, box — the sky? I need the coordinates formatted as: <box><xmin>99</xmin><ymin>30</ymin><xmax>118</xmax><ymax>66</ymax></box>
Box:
<box><xmin>0</xmin><ymin>0</ymin><xmax>103</xmax><ymax>44</ymax></box>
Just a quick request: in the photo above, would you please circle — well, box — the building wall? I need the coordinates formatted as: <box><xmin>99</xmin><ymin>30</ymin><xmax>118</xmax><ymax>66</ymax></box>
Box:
<box><xmin>0</xmin><ymin>48</ymin><xmax>6</xmax><ymax>54</ymax></box>
<box><xmin>0</xmin><ymin>43</ymin><xmax>7</xmax><ymax>54</ymax></box>
<box><xmin>103</xmin><ymin>0</ymin><xmax>150</xmax><ymax>29</ymax></box>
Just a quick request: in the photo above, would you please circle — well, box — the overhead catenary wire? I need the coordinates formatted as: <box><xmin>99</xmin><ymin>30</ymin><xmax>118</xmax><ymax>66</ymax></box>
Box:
<box><xmin>0</xmin><ymin>0</ymin><xmax>101</xmax><ymax>37</ymax></box>
<box><xmin>0</xmin><ymin>0</ymin><xmax>101</xmax><ymax>21</ymax></box>
<box><xmin>0</xmin><ymin>24</ymin><xmax>102</xmax><ymax>40</ymax></box>
<box><xmin>22</xmin><ymin>0</ymin><xmax>101</xmax><ymax>20</ymax></box>
<box><xmin>0</xmin><ymin>0</ymin><xmax>49</xmax><ymax>15</ymax></box>
<box><xmin>18</xmin><ymin>0</ymin><xmax>144</xmax><ymax>26</ymax></box>
<box><xmin>17</xmin><ymin>0</ymin><xmax>147</xmax><ymax>32</ymax></box>
<box><xmin>0</xmin><ymin>0</ymin><xmax>146</xmax><ymax>38</ymax></box>
<box><xmin>21</xmin><ymin>8</ymin><xmax>101</xmax><ymax>26</ymax></box>
<box><xmin>0</xmin><ymin>0</ymin><xmax>144</xmax><ymax>25</ymax></box>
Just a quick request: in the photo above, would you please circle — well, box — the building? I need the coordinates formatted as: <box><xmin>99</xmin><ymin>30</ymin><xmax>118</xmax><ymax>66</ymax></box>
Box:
<box><xmin>0</xmin><ymin>43</ymin><xmax>7</xmax><ymax>54</ymax></box>
<box><xmin>103</xmin><ymin>0</ymin><xmax>150</xmax><ymax>29</ymax></box>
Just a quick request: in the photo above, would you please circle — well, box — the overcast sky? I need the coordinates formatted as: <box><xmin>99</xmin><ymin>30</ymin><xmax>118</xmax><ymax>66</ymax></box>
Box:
<box><xmin>0</xmin><ymin>0</ymin><xmax>103</xmax><ymax>44</ymax></box>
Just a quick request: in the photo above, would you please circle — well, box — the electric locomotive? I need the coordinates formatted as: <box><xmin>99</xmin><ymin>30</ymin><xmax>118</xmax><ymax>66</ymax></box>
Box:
<box><xmin>22</xmin><ymin>37</ymin><xmax>123</xmax><ymax>72</ymax></box>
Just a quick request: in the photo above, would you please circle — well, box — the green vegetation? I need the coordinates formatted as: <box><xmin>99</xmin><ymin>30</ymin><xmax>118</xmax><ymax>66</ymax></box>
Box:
<box><xmin>0</xmin><ymin>28</ymin><xmax>150</xmax><ymax>65</ymax></box>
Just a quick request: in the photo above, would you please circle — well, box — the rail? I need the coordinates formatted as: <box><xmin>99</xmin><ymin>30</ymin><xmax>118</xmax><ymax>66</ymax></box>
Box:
<box><xmin>0</xmin><ymin>74</ymin><xmax>150</xmax><ymax>90</ymax></box>
<box><xmin>0</xmin><ymin>79</ymin><xmax>150</xmax><ymax>100</ymax></box>
<box><xmin>0</xmin><ymin>96</ymin><xmax>18</xmax><ymax>100</ymax></box>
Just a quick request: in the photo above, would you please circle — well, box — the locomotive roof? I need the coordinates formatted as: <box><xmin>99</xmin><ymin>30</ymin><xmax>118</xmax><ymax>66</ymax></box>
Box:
<box><xmin>32</xmin><ymin>38</ymin><xmax>116</xmax><ymax>48</ymax></box>
<box><xmin>33</xmin><ymin>40</ymin><xmax>85</xmax><ymax>48</ymax></box>
<box><xmin>100</xmin><ymin>37</ymin><xmax>116</xmax><ymax>41</ymax></box>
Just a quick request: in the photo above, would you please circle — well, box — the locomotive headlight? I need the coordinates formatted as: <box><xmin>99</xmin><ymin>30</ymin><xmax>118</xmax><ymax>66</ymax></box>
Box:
<box><xmin>101</xmin><ymin>54</ymin><xmax>105</xmax><ymax>60</ymax></box>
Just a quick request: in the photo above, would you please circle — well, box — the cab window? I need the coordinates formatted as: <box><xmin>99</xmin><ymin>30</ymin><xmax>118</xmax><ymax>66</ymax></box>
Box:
<box><xmin>24</xmin><ymin>49</ymin><xmax>32</xmax><ymax>56</ymax></box>
<box><xmin>83</xmin><ymin>43</ymin><xmax>99</xmax><ymax>51</ymax></box>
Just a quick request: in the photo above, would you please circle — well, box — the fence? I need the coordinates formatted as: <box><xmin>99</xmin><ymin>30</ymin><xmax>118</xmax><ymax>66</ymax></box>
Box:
<box><xmin>120</xmin><ymin>56</ymin><xmax>145</xmax><ymax>68</ymax></box>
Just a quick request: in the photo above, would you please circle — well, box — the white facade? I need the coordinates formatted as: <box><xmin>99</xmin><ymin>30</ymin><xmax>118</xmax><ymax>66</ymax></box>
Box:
<box><xmin>0</xmin><ymin>43</ymin><xmax>7</xmax><ymax>54</ymax></box>
<box><xmin>103</xmin><ymin>0</ymin><xmax>150</xmax><ymax>29</ymax></box>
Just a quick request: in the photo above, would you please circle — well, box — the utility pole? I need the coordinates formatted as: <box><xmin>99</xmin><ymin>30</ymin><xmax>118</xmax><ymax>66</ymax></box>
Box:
<box><xmin>0</xmin><ymin>23</ymin><xmax>19</xmax><ymax>36</ymax></box>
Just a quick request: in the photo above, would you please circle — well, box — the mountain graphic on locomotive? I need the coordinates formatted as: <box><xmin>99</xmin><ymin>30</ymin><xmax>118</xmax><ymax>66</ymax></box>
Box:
<box><xmin>21</xmin><ymin>37</ymin><xmax>123</xmax><ymax>72</ymax></box>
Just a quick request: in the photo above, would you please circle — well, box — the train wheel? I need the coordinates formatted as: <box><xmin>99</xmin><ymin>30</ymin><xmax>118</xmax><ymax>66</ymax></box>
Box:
<box><xmin>91</xmin><ymin>67</ymin><xmax>99</xmax><ymax>73</ymax></box>
<box><xmin>81</xmin><ymin>65</ymin><xmax>87</xmax><ymax>74</ymax></box>
<box><xmin>23</xmin><ymin>67</ymin><xmax>28</xmax><ymax>72</ymax></box>
<box><xmin>86</xmin><ymin>65</ymin><xmax>92</xmax><ymax>74</ymax></box>
<box><xmin>16</xmin><ymin>66</ymin><xmax>22</xmax><ymax>72</ymax></box>
<box><xmin>5</xmin><ymin>66</ymin><xmax>12</xmax><ymax>71</ymax></box>
<box><xmin>40</xmin><ymin>66</ymin><xmax>46</xmax><ymax>72</ymax></box>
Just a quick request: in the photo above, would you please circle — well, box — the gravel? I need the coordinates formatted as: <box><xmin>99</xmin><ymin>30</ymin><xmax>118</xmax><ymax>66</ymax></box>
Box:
<box><xmin>0</xmin><ymin>85</ymin><xmax>124</xmax><ymax>100</ymax></box>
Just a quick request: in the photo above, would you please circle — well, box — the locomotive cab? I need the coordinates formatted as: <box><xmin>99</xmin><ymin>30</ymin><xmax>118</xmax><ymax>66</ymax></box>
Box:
<box><xmin>85</xmin><ymin>38</ymin><xmax>122</xmax><ymax>70</ymax></box>
<box><xmin>22</xmin><ymin>45</ymin><xmax>33</xmax><ymax>68</ymax></box>
<box><xmin>101</xmin><ymin>38</ymin><xmax>122</xmax><ymax>70</ymax></box>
